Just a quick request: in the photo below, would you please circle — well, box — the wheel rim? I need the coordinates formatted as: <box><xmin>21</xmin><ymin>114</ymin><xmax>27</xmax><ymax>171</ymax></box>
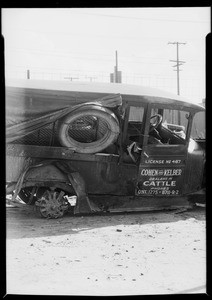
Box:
<box><xmin>35</xmin><ymin>190</ymin><xmax>69</xmax><ymax>218</ymax></box>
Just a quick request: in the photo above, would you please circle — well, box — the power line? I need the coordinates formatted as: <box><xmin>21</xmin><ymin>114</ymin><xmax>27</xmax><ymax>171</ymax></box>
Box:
<box><xmin>4</xmin><ymin>48</ymin><xmax>187</xmax><ymax>66</ymax></box>
<box><xmin>5</xmin><ymin>46</ymin><xmax>170</xmax><ymax>61</ymax></box>
<box><xmin>3</xmin><ymin>26</ymin><xmax>208</xmax><ymax>42</ymax></box>
<box><xmin>69</xmin><ymin>12</ymin><xmax>210</xmax><ymax>24</ymax></box>
<box><xmin>5</xmin><ymin>47</ymin><xmax>204</xmax><ymax>67</ymax></box>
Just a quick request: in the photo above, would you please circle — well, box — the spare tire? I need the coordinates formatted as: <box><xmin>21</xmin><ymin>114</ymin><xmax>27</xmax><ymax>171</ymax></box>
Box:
<box><xmin>57</xmin><ymin>105</ymin><xmax>120</xmax><ymax>154</ymax></box>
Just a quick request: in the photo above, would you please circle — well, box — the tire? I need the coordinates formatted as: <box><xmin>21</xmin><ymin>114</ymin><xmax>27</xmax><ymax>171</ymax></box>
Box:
<box><xmin>57</xmin><ymin>105</ymin><xmax>120</xmax><ymax>154</ymax></box>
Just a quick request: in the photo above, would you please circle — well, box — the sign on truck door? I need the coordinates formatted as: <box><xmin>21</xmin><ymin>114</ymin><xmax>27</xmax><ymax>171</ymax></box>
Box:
<box><xmin>136</xmin><ymin>104</ymin><xmax>190</xmax><ymax>196</ymax></box>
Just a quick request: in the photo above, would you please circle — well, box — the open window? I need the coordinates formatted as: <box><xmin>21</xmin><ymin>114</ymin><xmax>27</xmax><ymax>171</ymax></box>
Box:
<box><xmin>122</xmin><ymin>105</ymin><xmax>146</xmax><ymax>163</ymax></box>
<box><xmin>127</xmin><ymin>106</ymin><xmax>145</xmax><ymax>142</ymax></box>
<box><xmin>123</xmin><ymin>104</ymin><xmax>191</xmax><ymax>164</ymax></box>
<box><xmin>125</xmin><ymin>105</ymin><xmax>190</xmax><ymax>147</ymax></box>
<box><xmin>148</xmin><ymin>107</ymin><xmax>190</xmax><ymax>145</ymax></box>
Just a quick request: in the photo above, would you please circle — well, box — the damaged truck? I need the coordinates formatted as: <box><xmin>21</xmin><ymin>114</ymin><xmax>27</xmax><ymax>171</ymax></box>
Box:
<box><xmin>6</xmin><ymin>79</ymin><xmax>205</xmax><ymax>218</ymax></box>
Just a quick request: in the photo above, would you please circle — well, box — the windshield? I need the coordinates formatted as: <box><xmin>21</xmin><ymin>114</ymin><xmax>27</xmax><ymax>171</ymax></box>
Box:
<box><xmin>190</xmin><ymin>111</ymin><xmax>205</xmax><ymax>140</ymax></box>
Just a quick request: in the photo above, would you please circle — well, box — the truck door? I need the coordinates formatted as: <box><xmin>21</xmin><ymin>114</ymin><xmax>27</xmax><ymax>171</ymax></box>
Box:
<box><xmin>136</xmin><ymin>104</ymin><xmax>191</xmax><ymax>197</ymax></box>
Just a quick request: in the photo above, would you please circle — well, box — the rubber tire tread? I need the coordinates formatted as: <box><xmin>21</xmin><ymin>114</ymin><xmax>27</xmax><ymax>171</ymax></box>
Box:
<box><xmin>57</xmin><ymin>105</ymin><xmax>120</xmax><ymax>154</ymax></box>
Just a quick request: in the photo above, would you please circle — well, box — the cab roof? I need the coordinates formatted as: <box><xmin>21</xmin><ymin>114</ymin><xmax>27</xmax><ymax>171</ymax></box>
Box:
<box><xmin>6</xmin><ymin>78</ymin><xmax>204</xmax><ymax>111</ymax></box>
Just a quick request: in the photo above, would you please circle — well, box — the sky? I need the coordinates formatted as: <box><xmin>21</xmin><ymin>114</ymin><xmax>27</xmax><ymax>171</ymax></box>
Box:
<box><xmin>2</xmin><ymin>7</ymin><xmax>210</xmax><ymax>103</ymax></box>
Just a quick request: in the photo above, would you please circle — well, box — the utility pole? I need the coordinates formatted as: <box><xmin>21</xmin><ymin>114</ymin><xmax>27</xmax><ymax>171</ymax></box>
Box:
<box><xmin>110</xmin><ymin>50</ymin><xmax>122</xmax><ymax>83</ymax></box>
<box><xmin>168</xmin><ymin>41</ymin><xmax>186</xmax><ymax>124</ymax></box>
<box><xmin>27</xmin><ymin>69</ymin><xmax>30</xmax><ymax>79</ymax></box>
<box><xmin>115</xmin><ymin>50</ymin><xmax>118</xmax><ymax>83</ymax></box>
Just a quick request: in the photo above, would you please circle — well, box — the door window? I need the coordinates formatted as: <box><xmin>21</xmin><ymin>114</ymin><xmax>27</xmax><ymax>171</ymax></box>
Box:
<box><xmin>129</xmin><ymin>106</ymin><xmax>144</xmax><ymax>122</ymax></box>
<box><xmin>148</xmin><ymin>108</ymin><xmax>189</xmax><ymax>145</ymax></box>
<box><xmin>127</xmin><ymin>106</ymin><xmax>145</xmax><ymax>141</ymax></box>
<box><xmin>123</xmin><ymin>106</ymin><xmax>145</xmax><ymax>163</ymax></box>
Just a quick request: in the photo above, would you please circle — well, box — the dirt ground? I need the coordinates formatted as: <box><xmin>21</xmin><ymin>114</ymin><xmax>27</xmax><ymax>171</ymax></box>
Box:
<box><xmin>6</xmin><ymin>203</ymin><xmax>206</xmax><ymax>296</ymax></box>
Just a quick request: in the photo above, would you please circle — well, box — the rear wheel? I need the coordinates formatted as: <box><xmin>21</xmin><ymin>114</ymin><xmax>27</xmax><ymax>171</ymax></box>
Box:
<box><xmin>35</xmin><ymin>188</ymin><xmax>70</xmax><ymax>218</ymax></box>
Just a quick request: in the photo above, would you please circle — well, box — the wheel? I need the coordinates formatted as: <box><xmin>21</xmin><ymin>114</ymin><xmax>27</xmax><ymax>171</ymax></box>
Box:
<box><xmin>35</xmin><ymin>189</ymin><xmax>70</xmax><ymax>218</ymax></box>
<box><xmin>57</xmin><ymin>105</ymin><xmax>120</xmax><ymax>153</ymax></box>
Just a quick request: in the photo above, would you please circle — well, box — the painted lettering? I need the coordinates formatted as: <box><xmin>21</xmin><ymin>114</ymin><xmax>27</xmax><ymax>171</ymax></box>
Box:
<box><xmin>141</xmin><ymin>168</ymin><xmax>182</xmax><ymax>177</ymax></box>
<box><xmin>143</xmin><ymin>180</ymin><xmax>176</xmax><ymax>187</ymax></box>
<box><xmin>145</xmin><ymin>160</ymin><xmax>164</xmax><ymax>164</ymax></box>
<box><xmin>172</xmin><ymin>160</ymin><xmax>181</xmax><ymax>164</ymax></box>
<box><xmin>164</xmin><ymin>169</ymin><xmax>182</xmax><ymax>176</ymax></box>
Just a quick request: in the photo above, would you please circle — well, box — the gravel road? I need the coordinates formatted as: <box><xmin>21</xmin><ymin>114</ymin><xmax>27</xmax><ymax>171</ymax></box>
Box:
<box><xmin>6</xmin><ymin>203</ymin><xmax>206</xmax><ymax>296</ymax></box>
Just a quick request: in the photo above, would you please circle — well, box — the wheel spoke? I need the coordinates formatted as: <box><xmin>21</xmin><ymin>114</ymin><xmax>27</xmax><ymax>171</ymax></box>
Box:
<box><xmin>40</xmin><ymin>207</ymin><xmax>47</xmax><ymax>212</ymax></box>
<box><xmin>57</xmin><ymin>191</ymin><xmax>65</xmax><ymax>202</ymax></box>
<box><xmin>46</xmin><ymin>190</ymin><xmax>52</xmax><ymax>200</ymax></box>
<box><xmin>53</xmin><ymin>192</ymin><xmax>57</xmax><ymax>201</ymax></box>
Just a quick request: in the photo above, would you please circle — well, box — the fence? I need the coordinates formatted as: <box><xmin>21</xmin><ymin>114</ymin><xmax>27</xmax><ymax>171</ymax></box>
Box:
<box><xmin>5</xmin><ymin>66</ymin><xmax>204</xmax><ymax>103</ymax></box>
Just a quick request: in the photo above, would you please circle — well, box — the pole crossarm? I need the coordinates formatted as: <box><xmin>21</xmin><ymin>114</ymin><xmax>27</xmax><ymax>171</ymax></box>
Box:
<box><xmin>169</xmin><ymin>60</ymin><xmax>186</xmax><ymax>63</ymax></box>
<box><xmin>168</xmin><ymin>42</ymin><xmax>186</xmax><ymax>45</ymax></box>
<box><xmin>171</xmin><ymin>63</ymin><xmax>185</xmax><ymax>68</ymax></box>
